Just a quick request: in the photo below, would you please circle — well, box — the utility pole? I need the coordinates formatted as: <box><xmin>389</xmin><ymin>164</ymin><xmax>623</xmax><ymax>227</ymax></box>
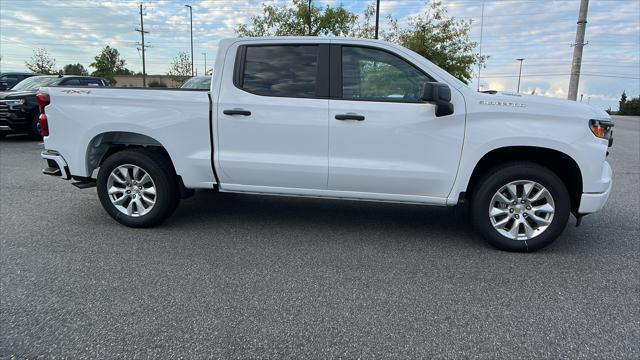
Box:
<box><xmin>516</xmin><ymin>58</ymin><xmax>524</xmax><ymax>93</ymax></box>
<box><xmin>477</xmin><ymin>3</ymin><xmax>484</xmax><ymax>91</ymax></box>
<box><xmin>307</xmin><ymin>0</ymin><xmax>312</xmax><ymax>35</ymax></box>
<box><xmin>185</xmin><ymin>4</ymin><xmax>194</xmax><ymax>76</ymax></box>
<box><xmin>202</xmin><ymin>52</ymin><xmax>207</xmax><ymax>75</ymax></box>
<box><xmin>568</xmin><ymin>0</ymin><xmax>589</xmax><ymax>101</ymax></box>
<box><xmin>374</xmin><ymin>0</ymin><xmax>380</xmax><ymax>39</ymax></box>
<box><xmin>136</xmin><ymin>3</ymin><xmax>149</xmax><ymax>87</ymax></box>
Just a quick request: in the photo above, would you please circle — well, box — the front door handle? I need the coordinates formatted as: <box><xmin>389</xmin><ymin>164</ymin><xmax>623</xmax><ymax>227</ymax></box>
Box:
<box><xmin>335</xmin><ymin>114</ymin><xmax>365</xmax><ymax>121</ymax></box>
<box><xmin>223</xmin><ymin>109</ymin><xmax>251</xmax><ymax>116</ymax></box>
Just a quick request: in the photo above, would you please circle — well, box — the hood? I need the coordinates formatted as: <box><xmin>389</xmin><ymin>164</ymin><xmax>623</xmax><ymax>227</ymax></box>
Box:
<box><xmin>0</xmin><ymin>90</ymin><xmax>38</xmax><ymax>100</ymax></box>
<box><xmin>475</xmin><ymin>91</ymin><xmax>610</xmax><ymax>120</ymax></box>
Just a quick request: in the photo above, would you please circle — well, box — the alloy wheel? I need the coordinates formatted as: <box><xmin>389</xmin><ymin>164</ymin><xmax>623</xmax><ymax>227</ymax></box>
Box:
<box><xmin>488</xmin><ymin>180</ymin><xmax>555</xmax><ymax>240</ymax></box>
<box><xmin>106</xmin><ymin>164</ymin><xmax>157</xmax><ymax>217</ymax></box>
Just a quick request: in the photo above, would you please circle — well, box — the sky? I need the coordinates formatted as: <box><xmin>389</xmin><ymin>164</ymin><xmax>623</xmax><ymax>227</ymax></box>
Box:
<box><xmin>0</xmin><ymin>0</ymin><xmax>638</xmax><ymax>110</ymax></box>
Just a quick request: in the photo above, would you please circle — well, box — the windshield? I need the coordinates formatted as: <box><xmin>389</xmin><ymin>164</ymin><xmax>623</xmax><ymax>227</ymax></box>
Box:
<box><xmin>181</xmin><ymin>76</ymin><xmax>211</xmax><ymax>89</ymax></box>
<box><xmin>11</xmin><ymin>76</ymin><xmax>59</xmax><ymax>91</ymax></box>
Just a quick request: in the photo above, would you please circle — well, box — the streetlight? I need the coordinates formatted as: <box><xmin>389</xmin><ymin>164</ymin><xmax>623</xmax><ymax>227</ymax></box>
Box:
<box><xmin>516</xmin><ymin>58</ymin><xmax>525</xmax><ymax>93</ymax></box>
<box><xmin>185</xmin><ymin>4</ymin><xmax>194</xmax><ymax>77</ymax></box>
<box><xmin>202</xmin><ymin>52</ymin><xmax>207</xmax><ymax>75</ymax></box>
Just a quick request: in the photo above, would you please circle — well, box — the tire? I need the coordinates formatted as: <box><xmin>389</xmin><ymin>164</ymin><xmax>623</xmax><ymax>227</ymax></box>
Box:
<box><xmin>470</xmin><ymin>162</ymin><xmax>570</xmax><ymax>252</ymax></box>
<box><xmin>29</xmin><ymin>114</ymin><xmax>42</xmax><ymax>140</ymax></box>
<box><xmin>97</xmin><ymin>148</ymin><xmax>180</xmax><ymax>227</ymax></box>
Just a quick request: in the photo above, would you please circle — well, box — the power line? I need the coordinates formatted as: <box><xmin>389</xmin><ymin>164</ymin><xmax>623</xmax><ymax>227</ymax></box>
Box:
<box><xmin>481</xmin><ymin>73</ymin><xmax>639</xmax><ymax>79</ymax></box>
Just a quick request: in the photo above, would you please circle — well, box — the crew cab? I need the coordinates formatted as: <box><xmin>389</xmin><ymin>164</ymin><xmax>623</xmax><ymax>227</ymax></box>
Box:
<box><xmin>0</xmin><ymin>75</ymin><xmax>108</xmax><ymax>139</ymax></box>
<box><xmin>38</xmin><ymin>37</ymin><xmax>613</xmax><ymax>252</ymax></box>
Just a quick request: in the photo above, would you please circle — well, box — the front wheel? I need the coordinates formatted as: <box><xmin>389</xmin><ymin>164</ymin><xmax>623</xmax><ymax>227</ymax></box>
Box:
<box><xmin>470</xmin><ymin>162</ymin><xmax>570</xmax><ymax>252</ymax></box>
<box><xmin>97</xmin><ymin>148</ymin><xmax>180</xmax><ymax>227</ymax></box>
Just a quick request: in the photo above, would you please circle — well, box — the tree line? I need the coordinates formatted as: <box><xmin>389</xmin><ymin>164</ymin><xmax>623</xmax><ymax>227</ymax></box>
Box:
<box><xmin>25</xmin><ymin>46</ymin><xmax>135</xmax><ymax>86</ymax></box>
<box><xmin>615</xmin><ymin>91</ymin><xmax>640</xmax><ymax>116</ymax></box>
<box><xmin>236</xmin><ymin>0</ymin><xmax>486</xmax><ymax>84</ymax></box>
<box><xmin>24</xmin><ymin>0</ymin><xmax>484</xmax><ymax>87</ymax></box>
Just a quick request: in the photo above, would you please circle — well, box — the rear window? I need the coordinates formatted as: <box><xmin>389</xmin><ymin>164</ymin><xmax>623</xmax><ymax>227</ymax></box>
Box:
<box><xmin>239</xmin><ymin>45</ymin><xmax>318</xmax><ymax>98</ymax></box>
<box><xmin>61</xmin><ymin>79</ymin><xmax>81</xmax><ymax>86</ymax></box>
<box><xmin>11</xmin><ymin>76</ymin><xmax>59</xmax><ymax>91</ymax></box>
<box><xmin>81</xmin><ymin>79</ymin><xmax>104</xmax><ymax>86</ymax></box>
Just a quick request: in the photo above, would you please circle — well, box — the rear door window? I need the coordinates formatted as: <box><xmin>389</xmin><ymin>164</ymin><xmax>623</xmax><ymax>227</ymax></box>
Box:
<box><xmin>239</xmin><ymin>45</ymin><xmax>319</xmax><ymax>98</ymax></box>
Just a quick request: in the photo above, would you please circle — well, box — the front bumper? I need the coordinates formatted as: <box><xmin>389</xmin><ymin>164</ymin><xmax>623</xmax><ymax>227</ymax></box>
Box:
<box><xmin>0</xmin><ymin>102</ymin><xmax>33</xmax><ymax>132</ymax></box>
<box><xmin>41</xmin><ymin>150</ymin><xmax>71</xmax><ymax>180</ymax></box>
<box><xmin>578</xmin><ymin>161</ymin><xmax>612</xmax><ymax>214</ymax></box>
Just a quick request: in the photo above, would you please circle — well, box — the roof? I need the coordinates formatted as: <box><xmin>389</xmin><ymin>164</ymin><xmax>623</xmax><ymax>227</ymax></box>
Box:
<box><xmin>219</xmin><ymin>36</ymin><xmax>391</xmax><ymax>46</ymax></box>
<box><xmin>0</xmin><ymin>72</ymin><xmax>40</xmax><ymax>76</ymax></box>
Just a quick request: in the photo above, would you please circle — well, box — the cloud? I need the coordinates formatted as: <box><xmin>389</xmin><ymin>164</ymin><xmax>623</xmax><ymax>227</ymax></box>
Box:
<box><xmin>0</xmin><ymin>0</ymin><xmax>637</xmax><ymax>109</ymax></box>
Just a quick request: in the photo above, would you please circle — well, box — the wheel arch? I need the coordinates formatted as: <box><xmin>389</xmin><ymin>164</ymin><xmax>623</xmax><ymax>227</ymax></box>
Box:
<box><xmin>85</xmin><ymin>131</ymin><xmax>175</xmax><ymax>178</ymax></box>
<box><xmin>464</xmin><ymin>146</ymin><xmax>583</xmax><ymax>212</ymax></box>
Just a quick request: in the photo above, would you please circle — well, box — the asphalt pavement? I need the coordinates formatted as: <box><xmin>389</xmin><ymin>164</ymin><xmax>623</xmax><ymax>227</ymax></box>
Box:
<box><xmin>1</xmin><ymin>116</ymin><xmax>638</xmax><ymax>359</ymax></box>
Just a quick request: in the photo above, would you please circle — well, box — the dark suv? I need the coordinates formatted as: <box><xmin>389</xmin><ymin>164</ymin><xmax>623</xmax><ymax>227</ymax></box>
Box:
<box><xmin>0</xmin><ymin>75</ymin><xmax>108</xmax><ymax>139</ymax></box>
<box><xmin>0</xmin><ymin>72</ymin><xmax>40</xmax><ymax>91</ymax></box>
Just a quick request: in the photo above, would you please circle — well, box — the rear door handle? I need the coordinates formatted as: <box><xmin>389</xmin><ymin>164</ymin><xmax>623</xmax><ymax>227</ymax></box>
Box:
<box><xmin>335</xmin><ymin>114</ymin><xmax>365</xmax><ymax>121</ymax></box>
<box><xmin>223</xmin><ymin>109</ymin><xmax>251</xmax><ymax>116</ymax></box>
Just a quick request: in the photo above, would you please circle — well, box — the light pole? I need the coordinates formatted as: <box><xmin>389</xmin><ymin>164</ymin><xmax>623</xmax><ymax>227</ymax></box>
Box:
<box><xmin>516</xmin><ymin>58</ymin><xmax>525</xmax><ymax>93</ymax></box>
<box><xmin>374</xmin><ymin>0</ymin><xmax>380</xmax><ymax>39</ymax></box>
<box><xmin>185</xmin><ymin>4</ymin><xmax>194</xmax><ymax>77</ymax></box>
<box><xmin>202</xmin><ymin>52</ymin><xmax>207</xmax><ymax>75</ymax></box>
<box><xmin>307</xmin><ymin>0</ymin><xmax>311</xmax><ymax>35</ymax></box>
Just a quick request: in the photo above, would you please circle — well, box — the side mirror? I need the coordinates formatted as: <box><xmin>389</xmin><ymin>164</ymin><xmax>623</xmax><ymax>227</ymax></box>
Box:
<box><xmin>421</xmin><ymin>82</ymin><xmax>454</xmax><ymax>117</ymax></box>
<box><xmin>0</xmin><ymin>82</ymin><xmax>8</xmax><ymax>91</ymax></box>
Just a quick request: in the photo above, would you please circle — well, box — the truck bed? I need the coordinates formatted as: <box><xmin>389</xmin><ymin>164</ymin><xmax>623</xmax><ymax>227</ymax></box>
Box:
<box><xmin>41</xmin><ymin>86</ymin><xmax>215</xmax><ymax>188</ymax></box>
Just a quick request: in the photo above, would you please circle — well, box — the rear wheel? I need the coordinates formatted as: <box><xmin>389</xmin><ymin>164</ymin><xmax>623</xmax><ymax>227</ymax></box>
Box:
<box><xmin>97</xmin><ymin>148</ymin><xmax>180</xmax><ymax>227</ymax></box>
<box><xmin>470</xmin><ymin>162</ymin><xmax>570</xmax><ymax>252</ymax></box>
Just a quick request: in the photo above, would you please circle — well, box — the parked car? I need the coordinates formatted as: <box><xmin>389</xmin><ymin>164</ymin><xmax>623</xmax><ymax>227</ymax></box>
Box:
<box><xmin>0</xmin><ymin>72</ymin><xmax>40</xmax><ymax>91</ymax></box>
<box><xmin>0</xmin><ymin>75</ymin><xmax>107</xmax><ymax>139</ymax></box>
<box><xmin>38</xmin><ymin>37</ymin><xmax>613</xmax><ymax>252</ymax></box>
<box><xmin>181</xmin><ymin>76</ymin><xmax>211</xmax><ymax>90</ymax></box>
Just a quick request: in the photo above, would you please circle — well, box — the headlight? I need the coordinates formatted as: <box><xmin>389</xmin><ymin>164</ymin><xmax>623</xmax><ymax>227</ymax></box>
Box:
<box><xmin>589</xmin><ymin>119</ymin><xmax>614</xmax><ymax>139</ymax></box>
<box><xmin>4</xmin><ymin>99</ymin><xmax>26</xmax><ymax>106</ymax></box>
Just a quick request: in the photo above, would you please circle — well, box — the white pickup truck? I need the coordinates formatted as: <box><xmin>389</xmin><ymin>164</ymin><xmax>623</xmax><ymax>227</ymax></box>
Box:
<box><xmin>38</xmin><ymin>37</ymin><xmax>613</xmax><ymax>251</ymax></box>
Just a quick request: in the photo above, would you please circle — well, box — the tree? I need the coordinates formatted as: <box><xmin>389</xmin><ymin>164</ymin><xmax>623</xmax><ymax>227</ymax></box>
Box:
<box><xmin>618</xmin><ymin>91</ymin><xmax>640</xmax><ymax>115</ymax></box>
<box><xmin>349</xmin><ymin>4</ymin><xmax>376</xmax><ymax>38</ymax></box>
<box><xmin>63</xmin><ymin>63</ymin><xmax>88</xmax><ymax>76</ymax></box>
<box><xmin>167</xmin><ymin>52</ymin><xmax>192</xmax><ymax>85</ymax></box>
<box><xmin>235</xmin><ymin>0</ymin><xmax>485</xmax><ymax>84</ymax></box>
<box><xmin>90</xmin><ymin>46</ymin><xmax>131</xmax><ymax>85</ymax></box>
<box><xmin>385</xmin><ymin>1</ymin><xmax>487</xmax><ymax>84</ymax></box>
<box><xmin>236</xmin><ymin>0</ymin><xmax>358</xmax><ymax>37</ymax></box>
<box><xmin>25</xmin><ymin>48</ymin><xmax>56</xmax><ymax>74</ymax></box>
<box><xmin>619</xmin><ymin>91</ymin><xmax>627</xmax><ymax>111</ymax></box>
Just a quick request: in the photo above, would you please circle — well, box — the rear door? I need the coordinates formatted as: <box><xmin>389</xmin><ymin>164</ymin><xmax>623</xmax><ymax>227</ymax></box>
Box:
<box><xmin>216</xmin><ymin>42</ymin><xmax>330</xmax><ymax>190</ymax></box>
<box><xmin>327</xmin><ymin>44</ymin><xmax>465</xmax><ymax>200</ymax></box>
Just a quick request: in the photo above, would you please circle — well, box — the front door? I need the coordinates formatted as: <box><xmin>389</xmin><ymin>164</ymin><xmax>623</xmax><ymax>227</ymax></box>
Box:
<box><xmin>328</xmin><ymin>44</ymin><xmax>465</xmax><ymax>200</ymax></box>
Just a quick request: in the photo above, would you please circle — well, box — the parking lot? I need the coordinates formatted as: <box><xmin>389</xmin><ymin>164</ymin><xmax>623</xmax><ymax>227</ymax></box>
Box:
<box><xmin>1</xmin><ymin>116</ymin><xmax>638</xmax><ymax>358</ymax></box>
